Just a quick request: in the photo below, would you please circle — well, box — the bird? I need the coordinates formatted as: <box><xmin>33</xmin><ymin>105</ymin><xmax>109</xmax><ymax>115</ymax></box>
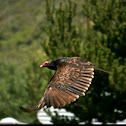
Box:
<box><xmin>19</xmin><ymin>57</ymin><xmax>110</xmax><ymax>113</ymax></box>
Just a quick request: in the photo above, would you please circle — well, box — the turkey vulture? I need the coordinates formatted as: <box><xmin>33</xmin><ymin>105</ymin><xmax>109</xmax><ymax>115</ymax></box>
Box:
<box><xmin>19</xmin><ymin>57</ymin><xmax>109</xmax><ymax>113</ymax></box>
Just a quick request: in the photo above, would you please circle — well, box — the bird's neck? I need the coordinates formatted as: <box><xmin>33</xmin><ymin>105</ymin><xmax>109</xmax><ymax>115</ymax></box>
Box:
<box><xmin>47</xmin><ymin>66</ymin><xmax>57</xmax><ymax>70</ymax></box>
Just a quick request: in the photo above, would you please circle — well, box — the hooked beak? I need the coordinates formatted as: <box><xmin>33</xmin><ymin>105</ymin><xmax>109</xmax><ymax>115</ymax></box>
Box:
<box><xmin>40</xmin><ymin>64</ymin><xmax>43</xmax><ymax>67</ymax></box>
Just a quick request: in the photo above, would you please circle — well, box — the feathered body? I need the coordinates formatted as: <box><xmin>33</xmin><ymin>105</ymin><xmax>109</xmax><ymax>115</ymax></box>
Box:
<box><xmin>19</xmin><ymin>57</ymin><xmax>106</xmax><ymax>113</ymax></box>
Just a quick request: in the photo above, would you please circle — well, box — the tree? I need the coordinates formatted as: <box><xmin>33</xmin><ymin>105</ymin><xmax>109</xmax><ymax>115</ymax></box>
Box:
<box><xmin>0</xmin><ymin>0</ymin><xmax>48</xmax><ymax>124</ymax></box>
<box><xmin>41</xmin><ymin>0</ymin><xmax>126</xmax><ymax>124</ymax></box>
<box><xmin>0</xmin><ymin>0</ymin><xmax>125</xmax><ymax>124</ymax></box>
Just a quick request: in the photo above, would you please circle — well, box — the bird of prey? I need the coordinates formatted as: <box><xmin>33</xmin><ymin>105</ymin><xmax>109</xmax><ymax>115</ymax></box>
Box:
<box><xmin>19</xmin><ymin>57</ymin><xmax>109</xmax><ymax>113</ymax></box>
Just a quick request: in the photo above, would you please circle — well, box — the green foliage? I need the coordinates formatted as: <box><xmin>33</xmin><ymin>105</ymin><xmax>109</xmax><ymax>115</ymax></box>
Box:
<box><xmin>41</xmin><ymin>0</ymin><xmax>81</xmax><ymax>58</ymax></box>
<box><xmin>0</xmin><ymin>0</ymin><xmax>125</xmax><ymax>124</ymax></box>
<box><xmin>41</xmin><ymin>0</ymin><xmax>126</xmax><ymax>124</ymax></box>
<box><xmin>83</xmin><ymin>0</ymin><xmax>126</xmax><ymax>61</ymax></box>
<box><xmin>0</xmin><ymin>0</ymin><xmax>49</xmax><ymax>124</ymax></box>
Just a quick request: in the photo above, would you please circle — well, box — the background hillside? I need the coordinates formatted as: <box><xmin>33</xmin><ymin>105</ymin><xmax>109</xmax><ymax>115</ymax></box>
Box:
<box><xmin>0</xmin><ymin>0</ymin><xmax>126</xmax><ymax>124</ymax></box>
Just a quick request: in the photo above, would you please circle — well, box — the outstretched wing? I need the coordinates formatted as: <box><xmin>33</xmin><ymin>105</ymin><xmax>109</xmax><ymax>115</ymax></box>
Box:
<box><xmin>38</xmin><ymin>58</ymin><xmax>94</xmax><ymax>108</ymax></box>
<box><xmin>20</xmin><ymin>57</ymin><xmax>94</xmax><ymax>113</ymax></box>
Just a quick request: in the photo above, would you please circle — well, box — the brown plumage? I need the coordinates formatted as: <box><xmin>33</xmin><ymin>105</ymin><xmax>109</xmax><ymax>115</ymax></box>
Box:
<box><xmin>19</xmin><ymin>57</ymin><xmax>109</xmax><ymax>113</ymax></box>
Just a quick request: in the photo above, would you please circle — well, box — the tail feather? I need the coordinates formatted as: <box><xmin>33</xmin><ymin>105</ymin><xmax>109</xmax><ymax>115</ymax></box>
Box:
<box><xmin>19</xmin><ymin>106</ymin><xmax>39</xmax><ymax>113</ymax></box>
<box><xmin>94</xmin><ymin>66</ymin><xmax>111</xmax><ymax>74</ymax></box>
<box><xmin>19</xmin><ymin>97</ymin><xmax>45</xmax><ymax>113</ymax></box>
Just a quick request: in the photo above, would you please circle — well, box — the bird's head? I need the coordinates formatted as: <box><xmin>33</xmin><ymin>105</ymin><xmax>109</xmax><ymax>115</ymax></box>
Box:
<box><xmin>40</xmin><ymin>61</ymin><xmax>51</xmax><ymax>67</ymax></box>
<box><xmin>40</xmin><ymin>60</ymin><xmax>57</xmax><ymax>70</ymax></box>
<box><xmin>40</xmin><ymin>58</ymin><xmax>67</xmax><ymax>70</ymax></box>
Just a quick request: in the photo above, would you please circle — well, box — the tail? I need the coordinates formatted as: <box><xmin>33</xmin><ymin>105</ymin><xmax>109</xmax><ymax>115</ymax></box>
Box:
<box><xmin>94</xmin><ymin>66</ymin><xmax>111</xmax><ymax>74</ymax></box>
<box><xmin>19</xmin><ymin>106</ymin><xmax>40</xmax><ymax>113</ymax></box>
<box><xmin>19</xmin><ymin>97</ymin><xmax>45</xmax><ymax>113</ymax></box>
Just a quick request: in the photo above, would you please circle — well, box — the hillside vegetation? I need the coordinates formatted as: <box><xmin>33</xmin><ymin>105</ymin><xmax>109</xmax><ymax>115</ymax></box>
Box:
<box><xmin>0</xmin><ymin>0</ymin><xmax>126</xmax><ymax>124</ymax></box>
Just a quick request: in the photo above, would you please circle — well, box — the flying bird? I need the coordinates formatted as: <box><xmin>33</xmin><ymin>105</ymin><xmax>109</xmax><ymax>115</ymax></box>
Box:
<box><xmin>19</xmin><ymin>57</ymin><xmax>109</xmax><ymax>113</ymax></box>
